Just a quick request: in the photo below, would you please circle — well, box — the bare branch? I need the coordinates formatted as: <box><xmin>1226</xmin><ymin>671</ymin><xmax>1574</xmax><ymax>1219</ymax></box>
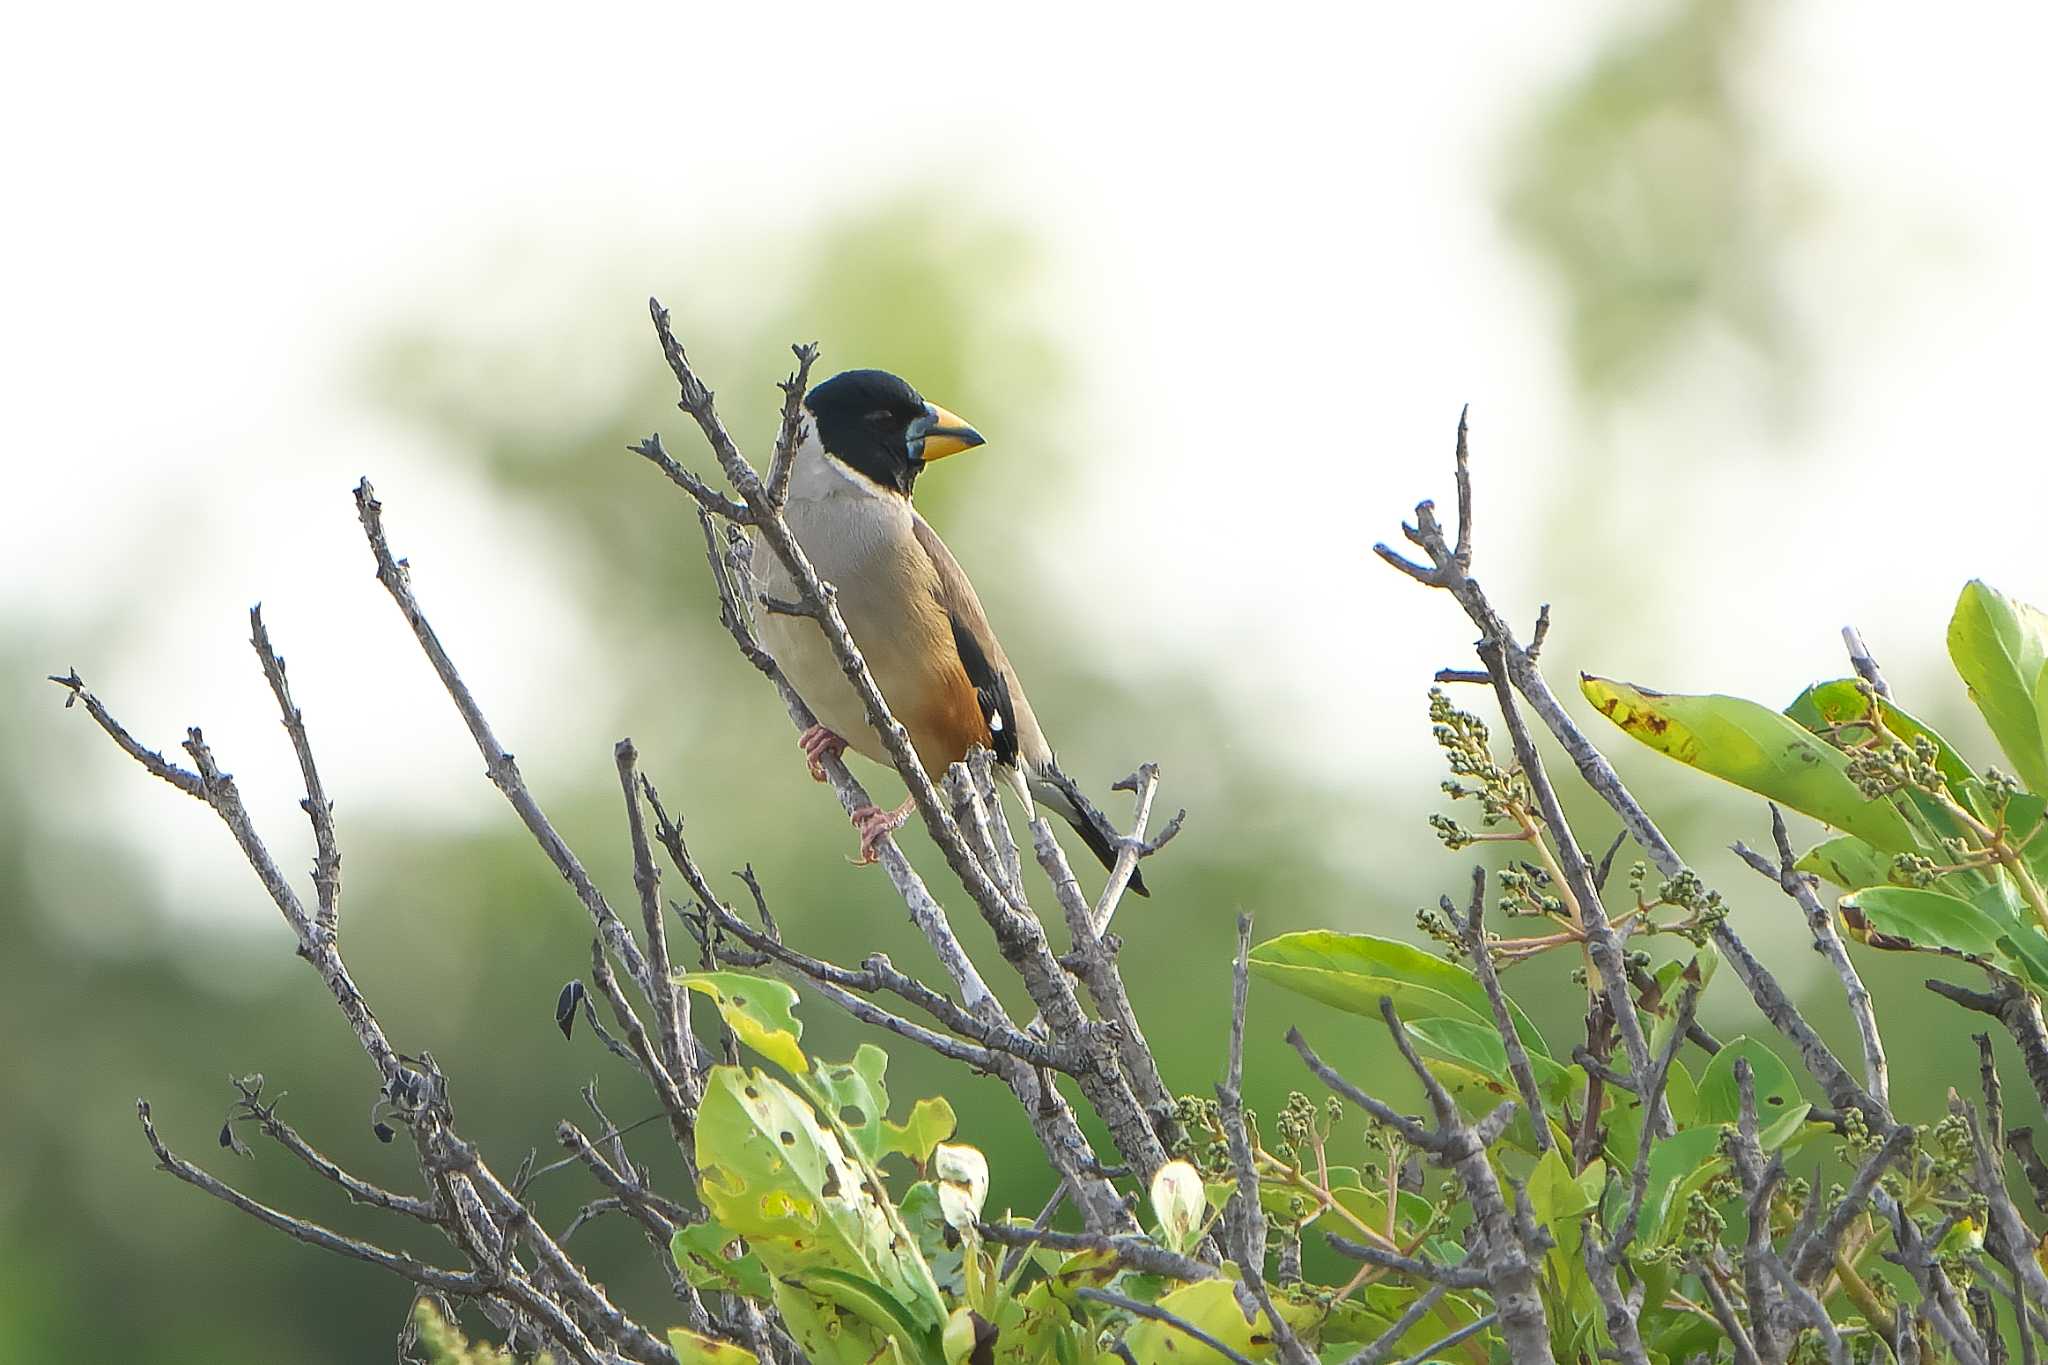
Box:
<box><xmin>54</xmin><ymin>670</ymin><xmax>407</xmax><ymax>1092</ymax></box>
<box><xmin>588</xmin><ymin>942</ymin><xmax>694</xmax><ymax>1152</ymax></box>
<box><xmin>1323</xmin><ymin>1236</ymin><xmax>1488</xmax><ymax>1288</ymax></box>
<box><xmin>1607</xmin><ymin>982</ymin><xmax>1700</xmax><ymax>1259</ymax></box>
<box><xmin>1475</xmin><ymin>637</ymin><xmax>1654</xmax><ymax>1090</ymax></box>
<box><xmin>1790</xmin><ymin>1122</ymin><xmax>1912</xmax><ymax>1283</ymax></box>
<box><xmin>250</xmin><ymin>605</ymin><xmax>342</xmax><ymax>933</ymax></box>
<box><xmin>355</xmin><ymin>479</ymin><xmax>655</xmax><ymax>997</ymax></box>
<box><xmin>1447</xmin><ymin>869</ymin><xmax>1551</xmax><ymax>1153</ymax></box>
<box><xmin>138</xmin><ymin>1100</ymin><xmax>481</xmax><ymax>1296</ymax></box>
<box><xmin>2007</xmin><ymin>1126</ymin><xmax>2048</xmax><ymax>1214</ymax></box>
<box><xmin>765</xmin><ymin>342</ymin><xmax>821</xmax><ymax>508</ymax></box>
<box><xmin>1286</xmin><ymin>1028</ymin><xmax>1437</xmax><ymax>1152</ymax></box>
<box><xmin>615</xmin><ymin>739</ymin><xmax>698</xmax><ymax>1118</ymax></box>
<box><xmin>1733</xmin><ymin>804</ymin><xmax>1888</xmax><ymax>1111</ymax></box>
<box><xmin>1217</xmin><ymin>913</ymin><xmax>1311</xmax><ymax>1361</ymax></box>
<box><xmin>47</xmin><ymin>669</ymin><xmax>204</xmax><ymax>796</ymax></box>
<box><xmin>1928</xmin><ymin>975</ymin><xmax>2048</xmax><ymax>1118</ymax></box>
<box><xmin>240</xmin><ymin>1091</ymin><xmax>438</xmax><ymax>1224</ymax></box>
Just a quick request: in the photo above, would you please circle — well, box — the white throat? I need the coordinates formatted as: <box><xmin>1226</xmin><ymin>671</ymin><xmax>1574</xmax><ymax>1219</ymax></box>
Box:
<box><xmin>787</xmin><ymin>427</ymin><xmax>892</xmax><ymax>506</ymax></box>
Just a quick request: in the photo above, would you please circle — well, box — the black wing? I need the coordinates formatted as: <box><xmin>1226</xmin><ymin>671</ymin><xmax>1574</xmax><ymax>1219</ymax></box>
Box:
<box><xmin>946</xmin><ymin>608</ymin><xmax>1020</xmax><ymax>768</ymax></box>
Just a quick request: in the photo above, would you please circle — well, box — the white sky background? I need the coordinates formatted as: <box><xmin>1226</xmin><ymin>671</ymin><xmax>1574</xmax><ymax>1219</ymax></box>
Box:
<box><xmin>5</xmin><ymin>2</ymin><xmax>2046</xmax><ymax>917</ymax></box>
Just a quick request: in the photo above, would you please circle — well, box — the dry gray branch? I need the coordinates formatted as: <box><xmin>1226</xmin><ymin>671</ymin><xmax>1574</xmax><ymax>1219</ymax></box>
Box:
<box><xmin>1732</xmin><ymin>804</ymin><xmax>1888</xmax><ymax>1111</ymax></box>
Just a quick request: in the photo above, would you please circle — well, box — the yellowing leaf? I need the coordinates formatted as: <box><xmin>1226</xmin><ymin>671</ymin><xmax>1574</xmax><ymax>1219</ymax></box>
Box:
<box><xmin>680</xmin><ymin>971</ymin><xmax>808</xmax><ymax>1074</ymax></box>
<box><xmin>693</xmin><ymin>1065</ymin><xmax>944</xmax><ymax>1331</ymax></box>
<box><xmin>883</xmin><ymin>1097</ymin><xmax>957</xmax><ymax>1167</ymax></box>
<box><xmin>668</xmin><ymin>1328</ymin><xmax>759</xmax><ymax>1364</ymax></box>
<box><xmin>1581</xmin><ymin>676</ymin><xmax>1924</xmax><ymax>853</ymax></box>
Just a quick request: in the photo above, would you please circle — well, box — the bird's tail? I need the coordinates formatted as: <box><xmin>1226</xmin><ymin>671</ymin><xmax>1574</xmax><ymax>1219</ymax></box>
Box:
<box><xmin>1023</xmin><ymin>767</ymin><xmax>1149</xmax><ymax>898</ymax></box>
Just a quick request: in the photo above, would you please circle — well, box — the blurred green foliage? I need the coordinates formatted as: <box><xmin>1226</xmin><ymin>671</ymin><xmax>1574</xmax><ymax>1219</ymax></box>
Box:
<box><xmin>1499</xmin><ymin>0</ymin><xmax>1805</xmax><ymax>410</ymax></box>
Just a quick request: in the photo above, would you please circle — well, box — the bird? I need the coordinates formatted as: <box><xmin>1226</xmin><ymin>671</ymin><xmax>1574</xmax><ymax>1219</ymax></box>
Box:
<box><xmin>753</xmin><ymin>367</ymin><xmax>1146</xmax><ymax>895</ymax></box>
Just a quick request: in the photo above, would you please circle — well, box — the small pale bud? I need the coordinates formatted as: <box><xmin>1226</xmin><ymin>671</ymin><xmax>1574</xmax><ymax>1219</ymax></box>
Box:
<box><xmin>1149</xmin><ymin>1159</ymin><xmax>1205</xmax><ymax>1254</ymax></box>
<box><xmin>933</xmin><ymin>1143</ymin><xmax>989</xmax><ymax>1230</ymax></box>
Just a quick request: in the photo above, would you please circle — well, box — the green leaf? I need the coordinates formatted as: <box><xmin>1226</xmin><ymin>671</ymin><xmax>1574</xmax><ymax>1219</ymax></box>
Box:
<box><xmin>1661</xmin><ymin>1058</ymin><xmax>1699</xmax><ymax>1129</ymax></box>
<box><xmin>680</xmin><ymin>972</ymin><xmax>808</xmax><ymax>1074</ymax></box>
<box><xmin>1525</xmin><ymin>1146</ymin><xmax>1597</xmax><ymax>1230</ymax></box>
<box><xmin>1786</xmin><ymin>679</ymin><xmax>1977</xmax><ymax>792</ymax></box>
<box><xmin>802</xmin><ymin>1268</ymin><xmax>943</xmax><ymax>1363</ymax></box>
<box><xmin>1581</xmin><ymin>677</ymin><xmax>1925</xmax><ymax>853</ymax></box>
<box><xmin>899</xmin><ymin>1183</ymin><xmax>967</xmax><ymax>1297</ymax></box>
<box><xmin>694</xmin><ymin>1065</ymin><xmax>944</xmax><ymax>1331</ymax></box>
<box><xmin>1249</xmin><ymin>931</ymin><xmax>1552</xmax><ymax>1057</ymax></box>
<box><xmin>671</xmin><ymin>1221</ymin><xmax>774</xmax><ymax>1300</ymax></box>
<box><xmin>1417</xmin><ymin>1056</ymin><xmax>1556</xmax><ymax>1154</ymax></box>
<box><xmin>1839</xmin><ymin>885</ymin><xmax>2014</xmax><ymax>963</ymax></box>
<box><xmin>1797</xmin><ymin>835</ymin><xmax>1894</xmax><ymax>893</ymax></box>
<box><xmin>1406</xmin><ymin>1015</ymin><xmax>1580</xmax><ymax>1107</ymax></box>
<box><xmin>1761</xmin><ymin>1104</ymin><xmax>1816</xmax><ymax>1152</ymax></box>
<box><xmin>1121</xmin><ymin>1279</ymin><xmax>1315</xmax><ymax>1363</ymax></box>
<box><xmin>1639</xmin><ymin>1126</ymin><xmax>1727</xmax><ymax>1245</ymax></box>
<box><xmin>1949</xmin><ymin>580</ymin><xmax>2048</xmax><ymax>794</ymax></box>
<box><xmin>1693</xmin><ymin>1038</ymin><xmax>1803</xmax><ymax>1126</ymax></box>
<box><xmin>768</xmin><ymin>1282</ymin><xmax>900</xmax><ymax>1365</ymax></box>
<box><xmin>668</xmin><ymin>1328</ymin><xmax>761</xmax><ymax>1365</ymax></box>
<box><xmin>883</xmin><ymin>1097</ymin><xmax>958</xmax><ymax>1168</ymax></box>
<box><xmin>1325</xmin><ymin>1176</ymin><xmax>1437</xmax><ymax>1237</ymax></box>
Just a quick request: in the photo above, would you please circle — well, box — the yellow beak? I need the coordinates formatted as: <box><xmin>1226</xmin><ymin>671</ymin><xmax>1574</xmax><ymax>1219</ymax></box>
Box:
<box><xmin>916</xmin><ymin>403</ymin><xmax>986</xmax><ymax>462</ymax></box>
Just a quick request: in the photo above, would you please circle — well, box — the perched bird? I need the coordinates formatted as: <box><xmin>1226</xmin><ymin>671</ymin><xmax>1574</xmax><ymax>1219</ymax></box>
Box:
<box><xmin>755</xmin><ymin>368</ymin><xmax>1145</xmax><ymax>894</ymax></box>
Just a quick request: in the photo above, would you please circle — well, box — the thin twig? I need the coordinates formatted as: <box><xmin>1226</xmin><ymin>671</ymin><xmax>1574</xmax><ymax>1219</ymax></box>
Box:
<box><xmin>972</xmin><ymin>1223</ymin><xmax>1216</xmax><ymax>1281</ymax></box>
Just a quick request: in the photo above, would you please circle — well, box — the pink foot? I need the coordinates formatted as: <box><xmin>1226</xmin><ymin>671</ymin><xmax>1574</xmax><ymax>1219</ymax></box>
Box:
<box><xmin>850</xmin><ymin>798</ymin><xmax>915</xmax><ymax>866</ymax></box>
<box><xmin>798</xmin><ymin>725</ymin><xmax>848</xmax><ymax>782</ymax></box>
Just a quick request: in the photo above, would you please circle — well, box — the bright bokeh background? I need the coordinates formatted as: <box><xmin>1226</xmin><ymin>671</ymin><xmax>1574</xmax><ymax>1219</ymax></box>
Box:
<box><xmin>6</xmin><ymin>2</ymin><xmax>2047</xmax><ymax>1359</ymax></box>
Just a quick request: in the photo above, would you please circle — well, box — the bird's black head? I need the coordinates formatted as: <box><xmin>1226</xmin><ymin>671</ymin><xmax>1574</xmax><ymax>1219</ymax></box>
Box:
<box><xmin>803</xmin><ymin>369</ymin><xmax>985</xmax><ymax>496</ymax></box>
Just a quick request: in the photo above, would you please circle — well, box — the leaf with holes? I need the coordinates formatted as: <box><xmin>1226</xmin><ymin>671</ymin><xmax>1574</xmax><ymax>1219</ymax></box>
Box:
<box><xmin>680</xmin><ymin>972</ymin><xmax>808</xmax><ymax>1074</ymax></box>
<box><xmin>806</xmin><ymin>1044</ymin><xmax>892</xmax><ymax>1161</ymax></box>
<box><xmin>883</xmin><ymin>1097</ymin><xmax>957</xmax><ymax>1169</ymax></box>
<box><xmin>671</xmin><ymin>1220</ymin><xmax>773</xmax><ymax>1301</ymax></box>
<box><xmin>693</xmin><ymin>1064</ymin><xmax>943</xmax><ymax>1331</ymax></box>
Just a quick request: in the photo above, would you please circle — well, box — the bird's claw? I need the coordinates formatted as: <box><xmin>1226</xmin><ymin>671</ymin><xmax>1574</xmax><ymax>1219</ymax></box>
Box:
<box><xmin>798</xmin><ymin>724</ymin><xmax>848</xmax><ymax>782</ymax></box>
<box><xmin>849</xmin><ymin>799</ymin><xmax>914</xmax><ymax>866</ymax></box>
